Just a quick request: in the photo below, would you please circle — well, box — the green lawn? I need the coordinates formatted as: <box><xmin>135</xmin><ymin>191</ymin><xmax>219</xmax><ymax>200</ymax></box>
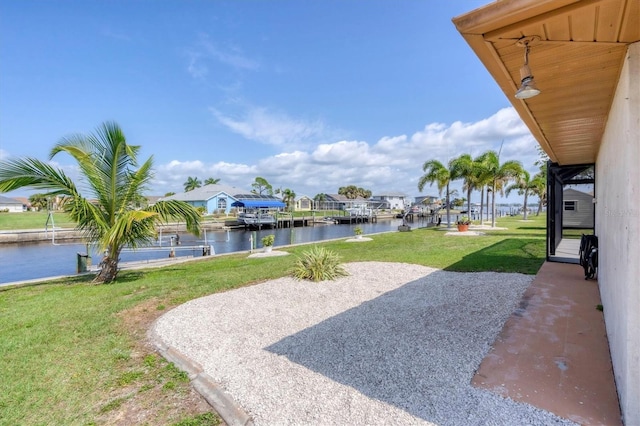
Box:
<box><xmin>0</xmin><ymin>214</ymin><xmax>547</xmax><ymax>425</ymax></box>
<box><xmin>0</xmin><ymin>211</ymin><xmax>76</xmax><ymax>230</ymax></box>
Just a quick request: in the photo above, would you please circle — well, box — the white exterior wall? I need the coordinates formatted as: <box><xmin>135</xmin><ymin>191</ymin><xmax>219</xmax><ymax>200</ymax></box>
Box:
<box><xmin>0</xmin><ymin>203</ymin><xmax>23</xmax><ymax>212</ymax></box>
<box><xmin>596</xmin><ymin>41</ymin><xmax>640</xmax><ymax>425</ymax></box>
<box><xmin>385</xmin><ymin>196</ymin><xmax>406</xmax><ymax>210</ymax></box>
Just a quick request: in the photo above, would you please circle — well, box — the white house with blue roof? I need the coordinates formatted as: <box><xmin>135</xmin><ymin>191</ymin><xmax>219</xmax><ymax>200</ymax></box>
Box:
<box><xmin>160</xmin><ymin>184</ymin><xmax>247</xmax><ymax>215</ymax></box>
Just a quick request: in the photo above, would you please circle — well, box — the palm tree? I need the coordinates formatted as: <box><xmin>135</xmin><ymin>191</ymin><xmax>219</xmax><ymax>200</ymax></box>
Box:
<box><xmin>450</xmin><ymin>153</ymin><xmax>481</xmax><ymax>219</ymax></box>
<box><xmin>338</xmin><ymin>185</ymin><xmax>360</xmax><ymax>199</ymax></box>
<box><xmin>204</xmin><ymin>177</ymin><xmax>220</xmax><ymax>185</ymax></box>
<box><xmin>28</xmin><ymin>193</ymin><xmax>49</xmax><ymax>211</ymax></box>
<box><xmin>473</xmin><ymin>155</ymin><xmax>495</xmax><ymax>223</ymax></box>
<box><xmin>313</xmin><ymin>193</ymin><xmax>327</xmax><ymax>210</ymax></box>
<box><xmin>357</xmin><ymin>187</ymin><xmax>372</xmax><ymax>199</ymax></box>
<box><xmin>531</xmin><ymin>169</ymin><xmax>547</xmax><ymax>216</ymax></box>
<box><xmin>280</xmin><ymin>188</ymin><xmax>296</xmax><ymax>211</ymax></box>
<box><xmin>0</xmin><ymin>121</ymin><xmax>201</xmax><ymax>283</ymax></box>
<box><xmin>505</xmin><ymin>170</ymin><xmax>536</xmax><ymax>220</ymax></box>
<box><xmin>477</xmin><ymin>150</ymin><xmax>524</xmax><ymax>227</ymax></box>
<box><xmin>183</xmin><ymin>176</ymin><xmax>202</xmax><ymax>192</ymax></box>
<box><xmin>418</xmin><ymin>159</ymin><xmax>457</xmax><ymax>228</ymax></box>
<box><xmin>532</xmin><ymin>147</ymin><xmax>549</xmax><ymax>216</ymax></box>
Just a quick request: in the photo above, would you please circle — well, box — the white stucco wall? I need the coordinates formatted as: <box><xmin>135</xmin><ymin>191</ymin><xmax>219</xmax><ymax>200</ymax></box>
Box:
<box><xmin>0</xmin><ymin>204</ymin><xmax>24</xmax><ymax>212</ymax></box>
<box><xmin>596</xmin><ymin>41</ymin><xmax>640</xmax><ymax>425</ymax></box>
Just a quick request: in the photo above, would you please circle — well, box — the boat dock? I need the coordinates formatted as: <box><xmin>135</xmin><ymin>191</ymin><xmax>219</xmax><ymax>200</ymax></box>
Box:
<box><xmin>274</xmin><ymin>214</ymin><xmax>377</xmax><ymax>228</ymax></box>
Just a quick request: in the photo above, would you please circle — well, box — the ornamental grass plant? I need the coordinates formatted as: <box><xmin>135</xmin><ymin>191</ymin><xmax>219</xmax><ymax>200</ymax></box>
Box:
<box><xmin>290</xmin><ymin>245</ymin><xmax>349</xmax><ymax>282</ymax></box>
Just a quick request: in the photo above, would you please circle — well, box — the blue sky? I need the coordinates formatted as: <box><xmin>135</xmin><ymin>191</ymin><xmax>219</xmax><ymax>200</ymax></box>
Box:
<box><xmin>0</xmin><ymin>1</ymin><xmax>542</xmax><ymax>204</ymax></box>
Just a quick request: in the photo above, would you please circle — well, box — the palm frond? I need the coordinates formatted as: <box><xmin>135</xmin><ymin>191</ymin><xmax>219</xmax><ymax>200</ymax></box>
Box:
<box><xmin>148</xmin><ymin>200</ymin><xmax>201</xmax><ymax>236</ymax></box>
<box><xmin>0</xmin><ymin>157</ymin><xmax>79</xmax><ymax>195</ymax></box>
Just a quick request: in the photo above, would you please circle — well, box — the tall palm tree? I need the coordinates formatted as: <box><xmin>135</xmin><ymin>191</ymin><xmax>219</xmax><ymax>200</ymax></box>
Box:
<box><xmin>473</xmin><ymin>155</ymin><xmax>494</xmax><ymax>223</ymax></box>
<box><xmin>505</xmin><ymin>170</ymin><xmax>536</xmax><ymax>220</ymax></box>
<box><xmin>531</xmin><ymin>147</ymin><xmax>549</xmax><ymax>216</ymax></box>
<box><xmin>418</xmin><ymin>159</ymin><xmax>458</xmax><ymax>228</ymax></box>
<box><xmin>183</xmin><ymin>176</ymin><xmax>202</xmax><ymax>192</ymax></box>
<box><xmin>0</xmin><ymin>121</ymin><xmax>201</xmax><ymax>283</ymax></box>
<box><xmin>204</xmin><ymin>177</ymin><xmax>220</xmax><ymax>185</ymax></box>
<box><xmin>280</xmin><ymin>188</ymin><xmax>296</xmax><ymax>211</ymax></box>
<box><xmin>477</xmin><ymin>150</ymin><xmax>524</xmax><ymax>227</ymax></box>
<box><xmin>450</xmin><ymin>153</ymin><xmax>481</xmax><ymax>220</ymax></box>
<box><xmin>531</xmin><ymin>170</ymin><xmax>547</xmax><ymax>216</ymax></box>
<box><xmin>474</xmin><ymin>154</ymin><xmax>493</xmax><ymax>222</ymax></box>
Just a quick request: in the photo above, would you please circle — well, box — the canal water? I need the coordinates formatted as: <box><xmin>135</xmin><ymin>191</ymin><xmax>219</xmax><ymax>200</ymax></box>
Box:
<box><xmin>0</xmin><ymin>218</ymin><xmax>429</xmax><ymax>284</ymax></box>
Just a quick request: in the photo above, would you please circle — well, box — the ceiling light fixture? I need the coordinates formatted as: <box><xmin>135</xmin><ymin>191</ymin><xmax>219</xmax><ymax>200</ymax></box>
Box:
<box><xmin>515</xmin><ymin>36</ymin><xmax>541</xmax><ymax>99</ymax></box>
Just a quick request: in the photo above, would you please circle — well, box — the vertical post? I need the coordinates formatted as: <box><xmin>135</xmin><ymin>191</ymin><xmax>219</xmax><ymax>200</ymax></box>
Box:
<box><xmin>169</xmin><ymin>235</ymin><xmax>175</xmax><ymax>257</ymax></box>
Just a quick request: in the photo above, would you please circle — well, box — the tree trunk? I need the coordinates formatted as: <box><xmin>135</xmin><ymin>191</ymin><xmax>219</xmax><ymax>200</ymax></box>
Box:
<box><xmin>491</xmin><ymin>181</ymin><xmax>497</xmax><ymax>228</ymax></box>
<box><xmin>523</xmin><ymin>191</ymin><xmax>529</xmax><ymax>220</ymax></box>
<box><xmin>486</xmin><ymin>188</ymin><xmax>491</xmax><ymax>223</ymax></box>
<box><xmin>480</xmin><ymin>187</ymin><xmax>485</xmax><ymax>224</ymax></box>
<box><xmin>445</xmin><ymin>182</ymin><xmax>452</xmax><ymax>229</ymax></box>
<box><xmin>466</xmin><ymin>187</ymin><xmax>472</xmax><ymax>221</ymax></box>
<box><xmin>94</xmin><ymin>252</ymin><xmax>119</xmax><ymax>283</ymax></box>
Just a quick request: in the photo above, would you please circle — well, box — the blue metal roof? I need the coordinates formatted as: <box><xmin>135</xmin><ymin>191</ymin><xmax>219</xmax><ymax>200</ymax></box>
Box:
<box><xmin>231</xmin><ymin>200</ymin><xmax>285</xmax><ymax>208</ymax></box>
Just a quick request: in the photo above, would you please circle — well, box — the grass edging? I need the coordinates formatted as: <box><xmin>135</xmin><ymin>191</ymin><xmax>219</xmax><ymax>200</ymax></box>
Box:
<box><xmin>149</xmin><ymin>328</ymin><xmax>254</xmax><ymax>426</ymax></box>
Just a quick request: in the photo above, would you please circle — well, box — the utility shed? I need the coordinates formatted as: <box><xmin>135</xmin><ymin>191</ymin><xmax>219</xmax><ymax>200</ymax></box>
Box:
<box><xmin>562</xmin><ymin>188</ymin><xmax>594</xmax><ymax>228</ymax></box>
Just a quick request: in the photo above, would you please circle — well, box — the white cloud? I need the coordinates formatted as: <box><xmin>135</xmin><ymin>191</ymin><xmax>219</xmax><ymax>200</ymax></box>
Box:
<box><xmin>163</xmin><ymin>160</ymin><xmax>205</xmax><ymax>172</ymax></box>
<box><xmin>311</xmin><ymin>141</ymin><xmax>369</xmax><ymax>164</ymax></box>
<box><xmin>187</xmin><ymin>53</ymin><xmax>209</xmax><ymax>79</ymax></box>
<box><xmin>200</xmin><ymin>37</ymin><xmax>260</xmax><ymax>71</ymax></box>
<box><xmin>376</xmin><ymin>135</ymin><xmax>407</xmax><ymax>154</ymax></box>
<box><xmin>186</xmin><ymin>33</ymin><xmax>260</xmax><ymax>80</ymax></box>
<box><xmin>154</xmin><ymin>107</ymin><xmax>543</xmax><ymax>204</ymax></box>
<box><xmin>211</xmin><ymin>106</ymin><xmax>329</xmax><ymax>149</ymax></box>
<box><xmin>0</xmin><ymin>149</ymin><xmax>9</xmax><ymax>160</ymax></box>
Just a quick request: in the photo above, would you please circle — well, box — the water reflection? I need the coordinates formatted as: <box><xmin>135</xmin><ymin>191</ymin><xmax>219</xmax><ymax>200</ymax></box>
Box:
<box><xmin>0</xmin><ymin>218</ymin><xmax>428</xmax><ymax>284</ymax></box>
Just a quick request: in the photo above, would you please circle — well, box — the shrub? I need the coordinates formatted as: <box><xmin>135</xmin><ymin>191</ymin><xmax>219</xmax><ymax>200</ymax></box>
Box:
<box><xmin>290</xmin><ymin>245</ymin><xmax>348</xmax><ymax>282</ymax></box>
<box><xmin>261</xmin><ymin>234</ymin><xmax>275</xmax><ymax>247</ymax></box>
<box><xmin>353</xmin><ymin>226</ymin><xmax>363</xmax><ymax>235</ymax></box>
<box><xmin>457</xmin><ymin>216</ymin><xmax>471</xmax><ymax>225</ymax></box>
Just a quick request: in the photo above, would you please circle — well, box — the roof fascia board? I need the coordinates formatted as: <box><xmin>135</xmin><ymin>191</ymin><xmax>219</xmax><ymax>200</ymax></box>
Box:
<box><xmin>452</xmin><ymin>0</ymin><xmax>577</xmax><ymax>34</ymax></box>
<box><xmin>483</xmin><ymin>0</ymin><xmax>618</xmax><ymax>41</ymax></box>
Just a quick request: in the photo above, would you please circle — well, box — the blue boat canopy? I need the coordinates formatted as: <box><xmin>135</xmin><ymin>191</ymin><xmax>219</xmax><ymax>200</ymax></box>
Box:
<box><xmin>231</xmin><ymin>200</ymin><xmax>286</xmax><ymax>208</ymax></box>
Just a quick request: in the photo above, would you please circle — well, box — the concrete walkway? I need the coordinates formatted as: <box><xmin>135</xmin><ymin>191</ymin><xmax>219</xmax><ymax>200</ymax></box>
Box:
<box><xmin>473</xmin><ymin>261</ymin><xmax>621</xmax><ymax>425</ymax></box>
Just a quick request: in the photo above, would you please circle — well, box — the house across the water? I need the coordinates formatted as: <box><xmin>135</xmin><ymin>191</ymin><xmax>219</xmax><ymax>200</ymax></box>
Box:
<box><xmin>160</xmin><ymin>184</ymin><xmax>247</xmax><ymax>215</ymax></box>
<box><xmin>0</xmin><ymin>195</ymin><xmax>25</xmax><ymax>212</ymax></box>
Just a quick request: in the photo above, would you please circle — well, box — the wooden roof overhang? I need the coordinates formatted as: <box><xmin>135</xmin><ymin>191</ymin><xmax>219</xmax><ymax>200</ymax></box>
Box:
<box><xmin>453</xmin><ymin>0</ymin><xmax>640</xmax><ymax>166</ymax></box>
